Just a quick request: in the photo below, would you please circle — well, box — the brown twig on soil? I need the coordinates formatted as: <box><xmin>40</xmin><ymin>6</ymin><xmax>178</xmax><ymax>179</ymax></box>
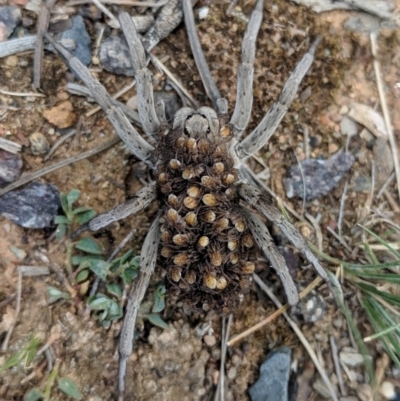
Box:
<box><xmin>326</xmin><ymin>226</ymin><xmax>352</xmax><ymax>253</ymax></box>
<box><xmin>370</xmin><ymin>33</ymin><xmax>400</xmax><ymax>202</ymax></box>
<box><xmin>252</xmin><ymin>273</ymin><xmax>339</xmax><ymax>401</ymax></box>
<box><xmin>0</xmin><ymin>136</ymin><xmax>120</xmax><ymax>196</ymax></box>
<box><xmin>34</xmin><ymin>0</ymin><xmax>58</xmax><ymax>89</ymax></box>
<box><xmin>1</xmin><ymin>271</ymin><xmax>22</xmax><ymax>351</ymax></box>
<box><xmin>227</xmin><ymin>276</ymin><xmax>323</xmax><ymax>347</ymax></box>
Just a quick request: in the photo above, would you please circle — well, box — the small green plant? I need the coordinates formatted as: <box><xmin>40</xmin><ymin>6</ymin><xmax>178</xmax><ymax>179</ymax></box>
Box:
<box><xmin>51</xmin><ymin>189</ymin><xmax>168</xmax><ymax>329</ymax></box>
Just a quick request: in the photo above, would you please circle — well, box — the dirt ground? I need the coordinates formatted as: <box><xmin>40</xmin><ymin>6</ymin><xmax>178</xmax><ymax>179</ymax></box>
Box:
<box><xmin>0</xmin><ymin>0</ymin><xmax>400</xmax><ymax>400</ymax></box>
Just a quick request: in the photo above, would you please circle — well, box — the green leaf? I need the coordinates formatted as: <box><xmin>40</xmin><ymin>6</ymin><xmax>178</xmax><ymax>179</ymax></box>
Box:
<box><xmin>356</xmin><ymin>272</ymin><xmax>400</xmax><ymax>284</ymax></box>
<box><xmin>106</xmin><ymin>283</ymin><xmax>123</xmax><ymax>298</ymax></box>
<box><xmin>66</xmin><ymin>189</ymin><xmax>81</xmax><ymax>209</ymax></box>
<box><xmin>108</xmin><ymin>301</ymin><xmax>123</xmax><ymax>319</ymax></box>
<box><xmin>47</xmin><ymin>286</ymin><xmax>70</xmax><ymax>303</ymax></box>
<box><xmin>76</xmin><ymin>269</ymin><xmax>89</xmax><ymax>283</ymax></box>
<box><xmin>120</xmin><ymin>250</ymin><xmax>134</xmax><ymax>265</ymax></box>
<box><xmin>359</xmin><ymin>224</ymin><xmax>400</xmax><ymax>259</ymax></box>
<box><xmin>74</xmin><ymin>237</ymin><xmax>102</xmax><ymax>255</ymax></box>
<box><xmin>87</xmin><ymin>259</ymin><xmax>110</xmax><ymax>280</ymax></box>
<box><xmin>54</xmin><ymin>215</ymin><xmax>70</xmax><ymax>225</ymax></box>
<box><xmin>72</xmin><ymin>206</ymin><xmax>94</xmax><ymax>215</ymax></box>
<box><xmin>58</xmin><ymin>377</ymin><xmax>83</xmax><ymax>400</ymax></box>
<box><xmin>72</xmin><ymin>254</ymin><xmax>104</xmax><ymax>266</ymax></box>
<box><xmin>152</xmin><ymin>297</ymin><xmax>165</xmax><ymax>313</ymax></box>
<box><xmin>88</xmin><ymin>296</ymin><xmax>111</xmax><ymax>311</ymax></box>
<box><xmin>60</xmin><ymin>194</ymin><xmax>69</xmax><ymax>214</ymax></box>
<box><xmin>358</xmin><ymin>282</ymin><xmax>400</xmax><ymax>307</ymax></box>
<box><xmin>56</xmin><ymin>224</ymin><xmax>67</xmax><ymax>241</ymax></box>
<box><xmin>24</xmin><ymin>388</ymin><xmax>43</xmax><ymax>401</ymax></box>
<box><xmin>146</xmin><ymin>314</ymin><xmax>169</xmax><ymax>329</ymax></box>
<box><xmin>130</xmin><ymin>255</ymin><xmax>141</xmax><ymax>269</ymax></box>
<box><xmin>121</xmin><ymin>268</ymin><xmax>138</xmax><ymax>285</ymax></box>
<box><xmin>75</xmin><ymin>210</ymin><xmax>97</xmax><ymax>225</ymax></box>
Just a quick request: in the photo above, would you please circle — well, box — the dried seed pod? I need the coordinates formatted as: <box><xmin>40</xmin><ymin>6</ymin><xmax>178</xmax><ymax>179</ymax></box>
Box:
<box><xmin>198</xmin><ymin>138</ymin><xmax>210</xmax><ymax>153</ymax></box>
<box><xmin>230</xmin><ymin>253</ymin><xmax>239</xmax><ymax>264</ymax></box>
<box><xmin>168</xmin><ymin>194</ymin><xmax>178</xmax><ymax>208</ymax></box>
<box><xmin>201</xmin><ymin>176</ymin><xmax>214</xmax><ymax>188</ymax></box>
<box><xmin>223</xmin><ymin>173</ymin><xmax>235</xmax><ymax>185</ymax></box>
<box><xmin>169</xmin><ymin>159</ymin><xmax>181</xmax><ymax>170</ymax></box>
<box><xmin>202</xmin><ymin>193</ymin><xmax>217</xmax><ymax>206</ymax></box>
<box><xmin>214</xmin><ymin>145</ymin><xmax>225</xmax><ymax>157</ymax></box>
<box><xmin>185</xmin><ymin>270</ymin><xmax>196</xmax><ymax>285</ymax></box>
<box><xmin>173</xmin><ymin>253</ymin><xmax>188</xmax><ymax>266</ymax></box>
<box><xmin>173</xmin><ymin>234</ymin><xmax>188</xmax><ymax>246</ymax></box>
<box><xmin>161</xmin><ymin>247</ymin><xmax>172</xmax><ymax>258</ymax></box>
<box><xmin>204</xmin><ymin>274</ymin><xmax>217</xmax><ymax>289</ymax></box>
<box><xmin>242</xmin><ymin>261</ymin><xmax>255</xmax><ymax>274</ymax></box>
<box><xmin>197</xmin><ymin>236</ymin><xmax>209</xmax><ymax>248</ymax></box>
<box><xmin>242</xmin><ymin>234</ymin><xmax>254</xmax><ymax>248</ymax></box>
<box><xmin>228</xmin><ymin>239</ymin><xmax>238</xmax><ymax>251</ymax></box>
<box><xmin>182</xmin><ymin>168</ymin><xmax>194</xmax><ymax>180</ymax></box>
<box><xmin>186</xmin><ymin>138</ymin><xmax>197</xmax><ymax>151</ymax></box>
<box><xmin>171</xmin><ymin>267</ymin><xmax>181</xmax><ymax>282</ymax></box>
<box><xmin>158</xmin><ymin>172</ymin><xmax>167</xmax><ymax>184</ymax></box>
<box><xmin>211</xmin><ymin>251</ymin><xmax>223</xmax><ymax>266</ymax></box>
<box><xmin>187</xmin><ymin>186</ymin><xmax>200</xmax><ymax>198</ymax></box>
<box><xmin>184</xmin><ymin>196</ymin><xmax>199</xmax><ymax>209</ymax></box>
<box><xmin>176</xmin><ymin>137</ymin><xmax>185</xmax><ymax>148</ymax></box>
<box><xmin>216</xmin><ymin>276</ymin><xmax>228</xmax><ymax>290</ymax></box>
<box><xmin>234</xmin><ymin>219</ymin><xmax>245</xmax><ymax>232</ymax></box>
<box><xmin>216</xmin><ymin>218</ymin><xmax>229</xmax><ymax>230</ymax></box>
<box><xmin>167</xmin><ymin>208</ymin><xmax>179</xmax><ymax>223</ymax></box>
<box><xmin>185</xmin><ymin>212</ymin><xmax>197</xmax><ymax>226</ymax></box>
<box><xmin>220</xmin><ymin>125</ymin><xmax>232</xmax><ymax>138</ymax></box>
<box><xmin>203</xmin><ymin>210</ymin><xmax>216</xmax><ymax>222</ymax></box>
<box><xmin>161</xmin><ymin>231</ymin><xmax>172</xmax><ymax>242</ymax></box>
<box><xmin>161</xmin><ymin>183</ymin><xmax>172</xmax><ymax>194</ymax></box>
<box><xmin>213</xmin><ymin>162</ymin><xmax>224</xmax><ymax>174</ymax></box>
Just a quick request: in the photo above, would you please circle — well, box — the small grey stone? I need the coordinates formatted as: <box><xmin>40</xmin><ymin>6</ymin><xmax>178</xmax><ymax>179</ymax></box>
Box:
<box><xmin>340</xmin><ymin>115</ymin><xmax>358</xmax><ymax>137</ymax></box>
<box><xmin>249</xmin><ymin>347</ymin><xmax>291</xmax><ymax>401</ymax></box>
<box><xmin>344</xmin><ymin>14</ymin><xmax>381</xmax><ymax>33</ymax></box>
<box><xmin>100</xmin><ymin>35</ymin><xmax>134</xmax><ymax>76</ymax></box>
<box><xmin>0</xmin><ymin>150</ymin><xmax>22</xmax><ymax>188</ymax></box>
<box><xmin>283</xmin><ymin>151</ymin><xmax>355</xmax><ymax>200</ymax></box>
<box><xmin>61</xmin><ymin>15</ymin><xmax>91</xmax><ymax>66</ymax></box>
<box><xmin>0</xmin><ymin>6</ymin><xmax>21</xmax><ymax>41</ymax></box>
<box><xmin>0</xmin><ymin>181</ymin><xmax>60</xmax><ymax>228</ymax></box>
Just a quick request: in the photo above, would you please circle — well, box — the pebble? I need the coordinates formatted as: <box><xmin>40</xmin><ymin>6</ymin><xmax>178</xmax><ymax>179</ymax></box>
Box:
<box><xmin>0</xmin><ymin>6</ymin><xmax>21</xmax><ymax>42</ymax></box>
<box><xmin>249</xmin><ymin>347</ymin><xmax>291</xmax><ymax>401</ymax></box>
<box><xmin>204</xmin><ymin>334</ymin><xmax>216</xmax><ymax>347</ymax></box>
<box><xmin>227</xmin><ymin>366</ymin><xmax>237</xmax><ymax>380</ymax></box>
<box><xmin>339</xmin><ymin>351</ymin><xmax>365</xmax><ymax>367</ymax></box>
<box><xmin>29</xmin><ymin>132</ymin><xmax>50</xmax><ymax>155</ymax></box>
<box><xmin>0</xmin><ymin>150</ymin><xmax>22</xmax><ymax>188</ymax></box>
<box><xmin>380</xmin><ymin>381</ymin><xmax>396</xmax><ymax>400</ymax></box>
<box><xmin>43</xmin><ymin>101</ymin><xmax>77</xmax><ymax>129</ymax></box>
<box><xmin>283</xmin><ymin>151</ymin><xmax>355</xmax><ymax>200</ymax></box>
<box><xmin>328</xmin><ymin>142</ymin><xmax>339</xmax><ymax>154</ymax></box>
<box><xmin>0</xmin><ymin>181</ymin><xmax>60</xmax><ymax>228</ymax></box>
<box><xmin>100</xmin><ymin>35</ymin><xmax>134</xmax><ymax>76</ymax></box>
<box><xmin>61</xmin><ymin>15</ymin><xmax>91</xmax><ymax>66</ymax></box>
<box><xmin>340</xmin><ymin>115</ymin><xmax>358</xmax><ymax>137</ymax></box>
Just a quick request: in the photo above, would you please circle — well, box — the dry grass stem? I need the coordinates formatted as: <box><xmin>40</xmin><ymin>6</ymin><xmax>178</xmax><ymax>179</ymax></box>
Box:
<box><xmin>0</xmin><ymin>137</ymin><xmax>22</xmax><ymax>153</ymax></box>
<box><xmin>370</xmin><ymin>33</ymin><xmax>400</xmax><ymax>202</ymax></box>
<box><xmin>0</xmin><ymin>90</ymin><xmax>45</xmax><ymax>97</ymax></box>
<box><xmin>227</xmin><ymin>276</ymin><xmax>323</xmax><ymax>347</ymax></box>
<box><xmin>326</xmin><ymin>226</ymin><xmax>352</xmax><ymax>252</ymax></box>
<box><xmin>1</xmin><ymin>271</ymin><xmax>22</xmax><ymax>351</ymax></box>
<box><xmin>305</xmin><ymin>213</ymin><xmax>323</xmax><ymax>251</ymax></box>
<box><xmin>90</xmin><ymin>0</ymin><xmax>118</xmax><ymax>25</ymax></box>
<box><xmin>0</xmin><ymin>137</ymin><xmax>120</xmax><ymax>196</ymax></box>
<box><xmin>66</xmin><ymin>0</ymin><xmax>168</xmax><ymax>5</ymax></box>
<box><xmin>330</xmin><ymin>335</ymin><xmax>347</xmax><ymax>396</ymax></box>
<box><xmin>252</xmin><ymin>273</ymin><xmax>339</xmax><ymax>401</ymax></box>
<box><xmin>44</xmin><ymin>129</ymin><xmax>76</xmax><ymax>161</ymax></box>
<box><xmin>338</xmin><ymin>180</ymin><xmax>348</xmax><ymax>237</ymax></box>
<box><xmin>377</xmin><ymin>172</ymin><xmax>394</xmax><ymax>199</ymax></box>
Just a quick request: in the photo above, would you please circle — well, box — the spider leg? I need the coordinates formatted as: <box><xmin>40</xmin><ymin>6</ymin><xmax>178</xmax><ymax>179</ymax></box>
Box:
<box><xmin>241</xmin><ymin>207</ymin><xmax>299</xmax><ymax>306</ymax></box>
<box><xmin>182</xmin><ymin>0</ymin><xmax>227</xmax><ymax>115</ymax></box>
<box><xmin>119</xmin><ymin>13</ymin><xmax>161</xmax><ymax>139</ymax></box>
<box><xmin>44</xmin><ymin>34</ymin><xmax>155</xmax><ymax>169</ymax></box>
<box><xmin>118</xmin><ymin>213</ymin><xmax>161</xmax><ymax>401</ymax></box>
<box><xmin>235</xmin><ymin>37</ymin><xmax>321</xmax><ymax>159</ymax></box>
<box><xmin>229</xmin><ymin>0</ymin><xmax>263</xmax><ymax>138</ymax></box>
<box><xmin>238</xmin><ymin>183</ymin><xmax>329</xmax><ymax>282</ymax></box>
<box><xmin>71</xmin><ymin>185</ymin><xmax>157</xmax><ymax>238</ymax></box>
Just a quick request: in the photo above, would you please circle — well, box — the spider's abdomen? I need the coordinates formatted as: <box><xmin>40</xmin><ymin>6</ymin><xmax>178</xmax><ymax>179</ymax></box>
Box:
<box><xmin>155</xmin><ymin>121</ymin><xmax>255</xmax><ymax>314</ymax></box>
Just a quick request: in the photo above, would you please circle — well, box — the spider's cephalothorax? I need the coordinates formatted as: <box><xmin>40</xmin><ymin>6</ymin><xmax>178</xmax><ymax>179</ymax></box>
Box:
<box><xmin>155</xmin><ymin>108</ymin><xmax>254</xmax><ymax>313</ymax></box>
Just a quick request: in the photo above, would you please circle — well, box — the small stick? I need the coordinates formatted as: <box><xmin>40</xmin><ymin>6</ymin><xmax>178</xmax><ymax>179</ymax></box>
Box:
<box><xmin>305</xmin><ymin>213</ymin><xmax>323</xmax><ymax>252</ymax></box>
<box><xmin>371</xmin><ymin>33</ymin><xmax>400</xmax><ymax>202</ymax></box>
<box><xmin>66</xmin><ymin>0</ymin><xmax>168</xmax><ymax>6</ymax></box>
<box><xmin>326</xmin><ymin>226</ymin><xmax>352</xmax><ymax>253</ymax></box>
<box><xmin>90</xmin><ymin>0</ymin><xmax>118</xmax><ymax>27</ymax></box>
<box><xmin>252</xmin><ymin>273</ymin><xmax>339</xmax><ymax>401</ymax></box>
<box><xmin>330</xmin><ymin>335</ymin><xmax>346</xmax><ymax>396</ymax></box>
<box><xmin>338</xmin><ymin>180</ymin><xmax>348</xmax><ymax>237</ymax></box>
<box><xmin>44</xmin><ymin>129</ymin><xmax>76</xmax><ymax>161</ymax></box>
<box><xmin>0</xmin><ymin>90</ymin><xmax>45</xmax><ymax>97</ymax></box>
<box><xmin>0</xmin><ymin>137</ymin><xmax>22</xmax><ymax>153</ymax></box>
<box><xmin>0</xmin><ymin>136</ymin><xmax>120</xmax><ymax>196</ymax></box>
<box><xmin>1</xmin><ymin>271</ymin><xmax>22</xmax><ymax>351</ymax></box>
<box><xmin>376</xmin><ymin>172</ymin><xmax>394</xmax><ymax>199</ymax></box>
<box><xmin>34</xmin><ymin>0</ymin><xmax>57</xmax><ymax>88</ymax></box>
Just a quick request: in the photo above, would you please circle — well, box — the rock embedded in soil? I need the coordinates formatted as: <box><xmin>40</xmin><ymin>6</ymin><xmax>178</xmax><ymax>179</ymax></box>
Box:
<box><xmin>100</xmin><ymin>35</ymin><xmax>134</xmax><ymax>76</ymax></box>
<box><xmin>0</xmin><ymin>6</ymin><xmax>21</xmax><ymax>42</ymax></box>
<box><xmin>283</xmin><ymin>151</ymin><xmax>355</xmax><ymax>200</ymax></box>
<box><xmin>0</xmin><ymin>150</ymin><xmax>22</xmax><ymax>187</ymax></box>
<box><xmin>0</xmin><ymin>181</ymin><xmax>60</xmax><ymax>228</ymax></box>
<box><xmin>249</xmin><ymin>346</ymin><xmax>292</xmax><ymax>401</ymax></box>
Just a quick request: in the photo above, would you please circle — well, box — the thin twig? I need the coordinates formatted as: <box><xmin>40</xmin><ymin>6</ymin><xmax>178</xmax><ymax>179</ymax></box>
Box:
<box><xmin>371</xmin><ymin>33</ymin><xmax>400</xmax><ymax>202</ymax></box>
<box><xmin>44</xmin><ymin>129</ymin><xmax>76</xmax><ymax>161</ymax></box>
<box><xmin>326</xmin><ymin>226</ymin><xmax>352</xmax><ymax>253</ymax></box>
<box><xmin>0</xmin><ymin>90</ymin><xmax>46</xmax><ymax>97</ymax></box>
<box><xmin>90</xmin><ymin>0</ymin><xmax>118</xmax><ymax>26</ymax></box>
<box><xmin>66</xmin><ymin>0</ymin><xmax>168</xmax><ymax>6</ymax></box>
<box><xmin>338</xmin><ymin>180</ymin><xmax>348</xmax><ymax>237</ymax></box>
<box><xmin>0</xmin><ymin>137</ymin><xmax>120</xmax><ymax>196</ymax></box>
<box><xmin>252</xmin><ymin>273</ymin><xmax>339</xmax><ymax>401</ymax></box>
<box><xmin>330</xmin><ymin>335</ymin><xmax>346</xmax><ymax>396</ymax></box>
<box><xmin>1</xmin><ymin>271</ymin><xmax>22</xmax><ymax>351</ymax></box>
<box><xmin>0</xmin><ymin>137</ymin><xmax>22</xmax><ymax>153</ymax></box>
<box><xmin>227</xmin><ymin>276</ymin><xmax>322</xmax><ymax>347</ymax></box>
<box><xmin>376</xmin><ymin>172</ymin><xmax>394</xmax><ymax>199</ymax></box>
<box><xmin>305</xmin><ymin>213</ymin><xmax>323</xmax><ymax>252</ymax></box>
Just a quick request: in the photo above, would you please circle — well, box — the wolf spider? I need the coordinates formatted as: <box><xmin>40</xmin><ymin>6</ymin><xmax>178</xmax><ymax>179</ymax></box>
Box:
<box><xmin>46</xmin><ymin>0</ymin><xmax>332</xmax><ymax>399</ymax></box>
